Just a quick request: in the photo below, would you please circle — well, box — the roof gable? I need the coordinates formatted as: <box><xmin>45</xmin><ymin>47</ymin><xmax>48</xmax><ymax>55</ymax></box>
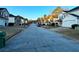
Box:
<box><xmin>9</xmin><ymin>14</ymin><xmax>15</xmax><ymax>17</ymax></box>
<box><xmin>69</xmin><ymin>14</ymin><xmax>79</xmax><ymax>18</ymax></box>
<box><xmin>0</xmin><ymin>8</ymin><xmax>6</xmax><ymax>10</ymax></box>
<box><xmin>64</xmin><ymin>6</ymin><xmax>79</xmax><ymax>12</ymax></box>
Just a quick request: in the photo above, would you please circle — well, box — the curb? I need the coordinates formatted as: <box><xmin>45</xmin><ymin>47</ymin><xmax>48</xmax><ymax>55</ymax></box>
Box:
<box><xmin>6</xmin><ymin>25</ymin><xmax>29</xmax><ymax>41</ymax></box>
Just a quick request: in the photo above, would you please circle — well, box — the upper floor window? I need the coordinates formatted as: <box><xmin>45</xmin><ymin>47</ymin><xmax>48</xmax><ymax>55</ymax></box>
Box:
<box><xmin>0</xmin><ymin>12</ymin><xmax>3</xmax><ymax>16</ymax></box>
<box><xmin>77</xmin><ymin>17</ymin><xmax>79</xmax><ymax>19</ymax></box>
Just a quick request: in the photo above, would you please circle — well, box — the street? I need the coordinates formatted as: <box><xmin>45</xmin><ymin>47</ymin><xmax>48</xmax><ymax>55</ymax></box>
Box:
<box><xmin>0</xmin><ymin>24</ymin><xmax>79</xmax><ymax>52</ymax></box>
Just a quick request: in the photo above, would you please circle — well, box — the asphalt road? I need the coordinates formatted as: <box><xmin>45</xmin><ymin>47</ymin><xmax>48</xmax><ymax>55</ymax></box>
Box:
<box><xmin>0</xmin><ymin>24</ymin><xmax>79</xmax><ymax>52</ymax></box>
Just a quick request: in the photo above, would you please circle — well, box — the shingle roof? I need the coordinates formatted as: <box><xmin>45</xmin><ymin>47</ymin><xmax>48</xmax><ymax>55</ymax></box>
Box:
<box><xmin>63</xmin><ymin>6</ymin><xmax>79</xmax><ymax>12</ymax></box>
<box><xmin>63</xmin><ymin>6</ymin><xmax>79</xmax><ymax>18</ymax></box>
<box><xmin>70</xmin><ymin>14</ymin><xmax>79</xmax><ymax>17</ymax></box>
<box><xmin>0</xmin><ymin>8</ymin><xmax>9</xmax><ymax>20</ymax></box>
<box><xmin>16</xmin><ymin>15</ymin><xmax>24</xmax><ymax>19</ymax></box>
<box><xmin>0</xmin><ymin>8</ymin><xmax>7</xmax><ymax>10</ymax></box>
<box><xmin>9</xmin><ymin>14</ymin><xmax>15</xmax><ymax>17</ymax></box>
<box><xmin>24</xmin><ymin>18</ymin><xmax>28</xmax><ymax>20</ymax></box>
<box><xmin>68</xmin><ymin>6</ymin><xmax>79</xmax><ymax>12</ymax></box>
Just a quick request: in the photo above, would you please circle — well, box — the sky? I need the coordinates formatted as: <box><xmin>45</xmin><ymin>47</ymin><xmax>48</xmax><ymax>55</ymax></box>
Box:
<box><xmin>0</xmin><ymin>6</ymin><xmax>76</xmax><ymax>20</ymax></box>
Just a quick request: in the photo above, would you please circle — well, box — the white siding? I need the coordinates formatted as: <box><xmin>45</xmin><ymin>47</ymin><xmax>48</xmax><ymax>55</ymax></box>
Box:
<box><xmin>70</xmin><ymin>9</ymin><xmax>79</xmax><ymax>25</ymax></box>
<box><xmin>58</xmin><ymin>12</ymin><xmax>66</xmax><ymax>20</ymax></box>
<box><xmin>0</xmin><ymin>18</ymin><xmax>5</xmax><ymax>26</ymax></box>
<box><xmin>5</xmin><ymin>20</ymin><xmax>8</xmax><ymax>26</ymax></box>
<box><xmin>8</xmin><ymin>17</ymin><xmax>15</xmax><ymax>23</ymax></box>
<box><xmin>25</xmin><ymin>20</ymin><xmax>27</xmax><ymax>23</ymax></box>
<box><xmin>62</xmin><ymin>14</ymin><xmax>77</xmax><ymax>27</ymax></box>
<box><xmin>21</xmin><ymin>19</ymin><xmax>24</xmax><ymax>24</ymax></box>
<box><xmin>77</xmin><ymin>19</ymin><xmax>79</xmax><ymax>24</ymax></box>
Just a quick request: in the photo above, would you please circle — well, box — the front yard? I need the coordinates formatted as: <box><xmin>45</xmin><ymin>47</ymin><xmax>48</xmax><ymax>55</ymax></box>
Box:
<box><xmin>55</xmin><ymin>28</ymin><xmax>79</xmax><ymax>40</ymax></box>
<box><xmin>0</xmin><ymin>26</ymin><xmax>25</xmax><ymax>40</ymax></box>
<box><xmin>42</xmin><ymin>25</ymin><xmax>79</xmax><ymax>40</ymax></box>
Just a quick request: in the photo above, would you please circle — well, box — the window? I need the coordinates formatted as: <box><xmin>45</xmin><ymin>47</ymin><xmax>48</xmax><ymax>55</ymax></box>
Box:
<box><xmin>77</xmin><ymin>17</ymin><xmax>79</xmax><ymax>19</ymax></box>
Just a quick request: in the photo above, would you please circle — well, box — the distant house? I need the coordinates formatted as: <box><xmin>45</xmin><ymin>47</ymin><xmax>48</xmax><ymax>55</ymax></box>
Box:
<box><xmin>21</xmin><ymin>17</ymin><xmax>25</xmax><ymax>25</ymax></box>
<box><xmin>15</xmin><ymin>15</ymin><xmax>25</xmax><ymax>26</ymax></box>
<box><xmin>48</xmin><ymin>7</ymin><xmax>63</xmax><ymax>26</ymax></box>
<box><xmin>37</xmin><ymin>7</ymin><xmax>63</xmax><ymax>26</ymax></box>
<box><xmin>24</xmin><ymin>18</ymin><xmax>28</xmax><ymax>25</ymax></box>
<box><xmin>58</xmin><ymin>6</ymin><xmax>79</xmax><ymax>28</ymax></box>
<box><xmin>0</xmin><ymin>8</ymin><xmax>9</xmax><ymax>27</ymax></box>
<box><xmin>8</xmin><ymin>14</ymin><xmax>15</xmax><ymax>26</ymax></box>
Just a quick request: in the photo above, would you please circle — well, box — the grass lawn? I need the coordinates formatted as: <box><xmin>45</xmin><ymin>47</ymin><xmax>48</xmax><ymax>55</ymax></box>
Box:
<box><xmin>42</xmin><ymin>25</ymin><xmax>79</xmax><ymax>40</ymax></box>
<box><xmin>0</xmin><ymin>26</ymin><xmax>25</xmax><ymax>40</ymax></box>
<box><xmin>55</xmin><ymin>29</ymin><xmax>79</xmax><ymax>40</ymax></box>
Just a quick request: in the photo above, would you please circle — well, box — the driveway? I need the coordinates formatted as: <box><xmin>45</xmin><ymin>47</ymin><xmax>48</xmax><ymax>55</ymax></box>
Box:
<box><xmin>0</xmin><ymin>24</ymin><xmax>79</xmax><ymax>52</ymax></box>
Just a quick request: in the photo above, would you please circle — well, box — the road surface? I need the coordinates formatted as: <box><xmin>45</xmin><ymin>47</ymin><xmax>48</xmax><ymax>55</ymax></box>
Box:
<box><xmin>0</xmin><ymin>24</ymin><xmax>79</xmax><ymax>52</ymax></box>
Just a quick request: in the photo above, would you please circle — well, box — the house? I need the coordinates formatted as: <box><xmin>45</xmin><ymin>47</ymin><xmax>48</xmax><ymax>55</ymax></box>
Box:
<box><xmin>58</xmin><ymin>6</ymin><xmax>79</xmax><ymax>28</ymax></box>
<box><xmin>0</xmin><ymin>8</ymin><xmax>9</xmax><ymax>27</ymax></box>
<box><xmin>36</xmin><ymin>7</ymin><xmax>63</xmax><ymax>26</ymax></box>
<box><xmin>8</xmin><ymin>14</ymin><xmax>15</xmax><ymax>26</ymax></box>
<box><xmin>45</xmin><ymin>7</ymin><xmax>63</xmax><ymax>26</ymax></box>
<box><xmin>20</xmin><ymin>17</ymin><xmax>25</xmax><ymax>25</ymax></box>
<box><xmin>60</xmin><ymin>12</ymin><xmax>78</xmax><ymax>27</ymax></box>
<box><xmin>24</xmin><ymin>18</ymin><xmax>28</xmax><ymax>25</ymax></box>
<box><xmin>15</xmin><ymin>15</ymin><xmax>25</xmax><ymax>26</ymax></box>
<box><xmin>51</xmin><ymin>7</ymin><xmax>63</xmax><ymax>26</ymax></box>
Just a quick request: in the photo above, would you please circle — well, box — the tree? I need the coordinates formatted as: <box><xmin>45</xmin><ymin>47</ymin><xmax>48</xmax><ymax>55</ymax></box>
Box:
<box><xmin>44</xmin><ymin>14</ymin><xmax>47</xmax><ymax>17</ymax></box>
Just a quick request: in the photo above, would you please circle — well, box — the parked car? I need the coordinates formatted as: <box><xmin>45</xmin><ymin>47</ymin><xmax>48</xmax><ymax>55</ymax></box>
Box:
<box><xmin>37</xmin><ymin>23</ymin><xmax>41</xmax><ymax>27</ymax></box>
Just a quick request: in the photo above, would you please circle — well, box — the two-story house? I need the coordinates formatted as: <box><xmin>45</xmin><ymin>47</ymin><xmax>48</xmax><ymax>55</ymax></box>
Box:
<box><xmin>0</xmin><ymin>8</ymin><xmax>9</xmax><ymax>26</ymax></box>
<box><xmin>8</xmin><ymin>14</ymin><xmax>16</xmax><ymax>26</ymax></box>
<box><xmin>15</xmin><ymin>15</ymin><xmax>25</xmax><ymax>26</ymax></box>
<box><xmin>23</xmin><ymin>18</ymin><xmax>28</xmax><ymax>25</ymax></box>
<box><xmin>58</xmin><ymin>6</ymin><xmax>79</xmax><ymax>28</ymax></box>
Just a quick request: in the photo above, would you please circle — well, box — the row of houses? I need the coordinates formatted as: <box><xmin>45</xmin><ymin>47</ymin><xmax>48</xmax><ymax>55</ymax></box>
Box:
<box><xmin>37</xmin><ymin>7</ymin><xmax>63</xmax><ymax>26</ymax></box>
<box><xmin>37</xmin><ymin>6</ymin><xmax>79</xmax><ymax>28</ymax></box>
<box><xmin>0</xmin><ymin>8</ymin><xmax>28</xmax><ymax>27</ymax></box>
